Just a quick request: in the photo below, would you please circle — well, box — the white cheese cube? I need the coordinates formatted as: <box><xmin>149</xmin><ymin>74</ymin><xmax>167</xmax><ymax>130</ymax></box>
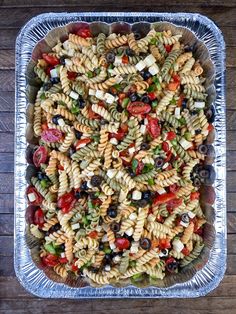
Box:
<box><xmin>188</xmin><ymin>211</ymin><xmax>196</xmax><ymax>219</ymax></box>
<box><xmin>135</xmin><ymin>60</ymin><xmax>146</xmax><ymax>71</ymax></box>
<box><xmin>132</xmin><ymin>190</ymin><xmax>142</xmax><ymax>200</ymax></box>
<box><xmin>69</xmin><ymin>91</ymin><xmax>79</xmax><ymax>100</ymax></box>
<box><xmin>58</xmin><ymin>118</ymin><xmax>65</xmax><ymax>127</ymax></box>
<box><xmin>50</xmin><ymin>68</ymin><xmax>58</xmax><ymax>78</ymax></box>
<box><xmin>87</xmin><ymin>171</ymin><xmax>94</xmax><ymax>177</ymax></box>
<box><xmin>110</xmin><ymin>138</ymin><xmax>118</xmax><ymax>145</ymax></box>
<box><xmin>65</xmin><ymin>58</ymin><xmax>73</xmax><ymax>66</ymax></box>
<box><xmin>114</xmin><ymin>56</ymin><xmax>122</xmax><ymax>65</ymax></box>
<box><xmin>28</xmin><ymin>193</ymin><xmax>36</xmax><ymax>202</ymax></box>
<box><xmin>105</xmin><ymin>93</ymin><xmax>115</xmax><ymax>104</ymax></box>
<box><xmin>140</xmin><ymin>124</ymin><xmax>146</xmax><ymax>134</ymax></box>
<box><xmin>144</xmin><ymin>54</ymin><xmax>156</xmax><ymax>67</ymax></box>
<box><xmin>110</xmin><ymin>243</ymin><xmax>116</xmax><ymax>250</ymax></box>
<box><xmin>67</xmin><ymin>49</ymin><xmax>75</xmax><ymax>57</ymax></box>
<box><xmin>95</xmin><ymin>90</ymin><xmax>104</xmax><ymax>100</ymax></box>
<box><xmin>194</xmin><ymin>101</ymin><xmax>205</xmax><ymax>109</ymax></box>
<box><xmin>107</xmin><ymin>169</ymin><xmax>117</xmax><ymax>179</ymax></box>
<box><xmin>128</xmin><ymin>147</ymin><xmax>135</xmax><ymax>155</ymax></box>
<box><xmin>125</xmin><ymin>227</ymin><xmax>134</xmax><ymax>236</ymax></box>
<box><xmin>71</xmin><ymin>223</ymin><xmax>80</xmax><ymax>230</ymax></box>
<box><xmin>88</xmin><ymin>88</ymin><xmax>96</xmax><ymax>96</ymax></box>
<box><xmin>130</xmin><ymin>245</ymin><xmax>139</xmax><ymax>254</ymax></box>
<box><xmin>175</xmin><ymin>107</ymin><xmax>181</xmax><ymax>118</ymax></box>
<box><xmin>104</xmin><ymin>265</ymin><xmax>111</xmax><ymax>271</ymax></box>
<box><xmin>172</xmin><ymin>239</ymin><xmax>184</xmax><ymax>253</ymax></box>
<box><xmin>113</xmin><ymin>255</ymin><xmax>121</xmax><ymax>263</ymax></box>
<box><xmin>60</xmin><ymin>253</ymin><xmax>66</xmax><ymax>258</ymax></box>
<box><xmin>102</xmin><ymin>234</ymin><xmax>108</xmax><ymax>242</ymax></box>
<box><xmin>179</xmin><ymin>138</ymin><xmax>193</xmax><ymax>150</ymax></box>
<box><xmin>148</xmin><ymin>63</ymin><xmax>159</xmax><ymax>75</ymax></box>
<box><xmin>162</xmin><ymin>162</ymin><xmax>169</xmax><ymax>169</ymax></box>
<box><xmin>129</xmin><ymin>213</ymin><xmax>138</xmax><ymax>221</ymax></box>
<box><xmin>156</xmin><ymin>188</ymin><xmax>166</xmax><ymax>195</ymax></box>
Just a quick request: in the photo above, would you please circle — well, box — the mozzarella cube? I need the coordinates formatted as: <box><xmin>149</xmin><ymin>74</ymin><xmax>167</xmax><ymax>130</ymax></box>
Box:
<box><xmin>180</xmin><ymin>220</ymin><xmax>189</xmax><ymax>228</ymax></box>
<box><xmin>132</xmin><ymin>190</ymin><xmax>142</xmax><ymax>200</ymax></box>
<box><xmin>105</xmin><ymin>93</ymin><xmax>115</xmax><ymax>104</ymax></box>
<box><xmin>135</xmin><ymin>60</ymin><xmax>146</xmax><ymax>71</ymax></box>
<box><xmin>172</xmin><ymin>239</ymin><xmax>184</xmax><ymax>253</ymax></box>
<box><xmin>162</xmin><ymin>162</ymin><xmax>169</xmax><ymax>169</ymax></box>
<box><xmin>194</xmin><ymin>101</ymin><xmax>205</xmax><ymax>109</ymax></box>
<box><xmin>50</xmin><ymin>68</ymin><xmax>58</xmax><ymax>78</ymax></box>
<box><xmin>144</xmin><ymin>54</ymin><xmax>156</xmax><ymax>67</ymax></box>
<box><xmin>60</xmin><ymin>253</ymin><xmax>66</xmax><ymax>258</ymax></box>
<box><xmin>179</xmin><ymin>138</ymin><xmax>193</xmax><ymax>150</ymax></box>
<box><xmin>72</xmin><ymin>223</ymin><xmax>80</xmax><ymax>230</ymax></box>
<box><xmin>113</xmin><ymin>255</ymin><xmax>121</xmax><ymax>263</ymax></box>
<box><xmin>175</xmin><ymin>107</ymin><xmax>181</xmax><ymax>118</ymax></box>
<box><xmin>95</xmin><ymin>90</ymin><xmax>104</xmax><ymax>100</ymax></box>
<box><xmin>129</xmin><ymin>213</ymin><xmax>138</xmax><ymax>221</ymax></box>
<box><xmin>107</xmin><ymin>169</ymin><xmax>117</xmax><ymax>179</ymax></box>
<box><xmin>128</xmin><ymin>147</ymin><xmax>135</xmax><ymax>155</ymax></box>
<box><xmin>148</xmin><ymin>63</ymin><xmax>159</xmax><ymax>75</ymax></box>
<box><xmin>114</xmin><ymin>56</ymin><xmax>122</xmax><ymax>65</ymax></box>
<box><xmin>69</xmin><ymin>91</ymin><xmax>79</xmax><ymax>100</ymax></box>
<box><xmin>156</xmin><ymin>188</ymin><xmax>166</xmax><ymax>195</ymax></box>
<box><xmin>58</xmin><ymin>118</ymin><xmax>65</xmax><ymax>127</ymax></box>
<box><xmin>28</xmin><ymin>193</ymin><xmax>36</xmax><ymax>202</ymax></box>
<box><xmin>104</xmin><ymin>265</ymin><xmax>111</xmax><ymax>271</ymax></box>
<box><xmin>140</xmin><ymin>124</ymin><xmax>146</xmax><ymax>134</ymax></box>
<box><xmin>110</xmin><ymin>138</ymin><xmax>118</xmax><ymax>145</ymax></box>
<box><xmin>130</xmin><ymin>245</ymin><xmax>139</xmax><ymax>254</ymax></box>
<box><xmin>88</xmin><ymin>89</ymin><xmax>96</xmax><ymax>96</ymax></box>
<box><xmin>65</xmin><ymin>58</ymin><xmax>73</xmax><ymax>66</ymax></box>
<box><xmin>110</xmin><ymin>243</ymin><xmax>116</xmax><ymax>250</ymax></box>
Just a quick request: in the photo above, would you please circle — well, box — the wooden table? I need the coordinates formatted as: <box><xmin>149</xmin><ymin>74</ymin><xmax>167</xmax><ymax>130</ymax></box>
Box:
<box><xmin>0</xmin><ymin>0</ymin><xmax>235</xmax><ymax>312</ymax></box>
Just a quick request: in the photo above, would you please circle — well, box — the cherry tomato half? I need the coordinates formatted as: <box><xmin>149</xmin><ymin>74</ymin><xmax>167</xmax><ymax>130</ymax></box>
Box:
<box><xmin>59</xmin><ymin>257</ymin><xmax>68</xmax><ymax>264</ymax></box>
<box><xmin>115</xmin><ymin>238</ymin><xmax>130</xmax><ymax>250</ymax></box>
<box><xmin>76</xmin><ymin>27</ymin><xmax>91</xmax><ymax>38</ymax></box>
<box><xmin>67</xmin><ymin>71</ymin><xmax>77</xmax><ymax>80</ymax></box>
<box><xmin>190</xmin><ymin>191</ymin><xmax>200</xmax><ymax>201</ymax></box>
<box><xmin>153</xmin><ymin>192</ymin><xmax>176</xmax><ymax>206</ymax></box>
<box><xmin>167</xmin><ymin>81</ymin><xmax>180</xmax><ymax>91</ymax></box>
<box><xmin>166</xmin><ymin>131</ymin><xmax>176</xmax><ymax>141</ymax></box>
<box><xmin>42</xmin><ymin>53</ymin><xmax>60</xmax><ymax>66</ymax></box>
<box><xmin>122</xmin><ymin>55</ymin><xmax>129</xmax><ymax>64</ymax></box>
<box><xmin>41</xmin><ymin>129</ymin><xmax>62</xmax><ymax>143</ymax></box>
<box><xmin>147</xmin><ymin>92</ymin><xmax>156</xmax><ymax>101</ymax></box>
<box><xmin>166</xmin><ymin>198</ymin><xmax>182</xmax><ymax>211</ymax></box>
<box><xmin>158</xmin><ymin>239</ymin><xmax>171</xmax><ymax>250</ymax></box>
<box><xmin>181</xmin><ymin>247</ymin><xmax>190</xmax><ymax>256</ymax></box>
<box><xmin>88</xmin><ymin>231</ymin><xmax>98</xmax><ymax>239</ymax></box>
<box><xmin>33</xmin><ymin>146</ymin><xmax>48</xmax><ymax>168</ymax></box>
<box><xmin>75</xmin><ymin>138</ymin><xmax>91</xmax><ymax>150</ymax></box>
<box><xmin>127</xmin><ymin>102</ymin><xmax>151</xmax><ymax>115</ymax></box>
<box><xmin>165</xmin><ymin>45</ymin><xmax>173</xmax><ymax>53</ymax></box>
<box><xmin>172</xmin><ymin>74</ymin><xmax>180</xmax><ymax>83</ymax></box>
<box><xmin>162</xmin><ymin>141</ymin><xmax>170</xmax><ymax>152</ymax></box>
<box><xmin>146</xmin><ymin>116</ymin><xmax>161</xmax><ymax>138</ymax></box>
<box><xmin>34</xmin><ymin>208</ymin><xmax>44</xmax><ymax>228</ymax></box>
<box><xmin>26</xmin><ymin>186</ymin><xmax>43</xmax><ymax>206</ymax></box>
<box><xmin>42</xmin><ymin>254</ymin><xmax>58</xmax><ymax>267</ymax></box>
<box><xmin>57</xmin><ymin>191</ymin><xmax>76</xmax><ymax>214</ymax></box>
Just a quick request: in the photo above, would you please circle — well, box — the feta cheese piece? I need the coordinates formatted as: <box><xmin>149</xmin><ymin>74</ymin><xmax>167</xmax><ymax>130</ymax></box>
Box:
<box><xmin>130</xmin><ymin>245</ymin><xmax>139</xmax><ymax>254</ymax></box>
<box><xmin>76</xmin><ymin>142</ymin><xmax>88</xmax><ymax>149</ymax></box>
<box><xmin>61</xmin><ymin>253</ymin><xmax>66</xmax><ymax>258</ymax></box>
<box><xmin>28</xmin><ymin>193</ymin><xmax>36</xmax><ymax>202</ymax></box>
<box><xmin>88</xmin><ymin>88</ymin><xmax>96</xmax><ymax>96</ymax></box>
<box><xmin>95</xmin><ymin>90</ymin><xmax>105</xmax><ymax>100</ymax></box>
<box><xmin>105</xmin><ymin>92</ymin><xmax>115</xmax><ymax>104</ymax></box>
<box><xmin>87</xmin><ymin>171</ymin><xmax>95</xmax><ymax>177</ymax></box>
<box><xmin>69</xmin><ymin>90</ymin><xmax>79</xmax><ymax>100</ymax></box>
<box><xmin>125</xmin><ymin>227</ymin><xmax>134</xmax><ymax>236</ymax></box>
<box><xmin>179</xmin><ymin>138</ymin><xmax>193</xmax><ymax>150</ymax></box>
<box><xmin>156</xmin><ymin>188</ymin><xmax>166</xmax><ymax>195</ymax></box>
<box><xmin>104</xmin><ymin>264</ymin><xmax>111</xmax><ymax>272</ymax></box>
<box><xmin>110</xmin><ymin>138</ymin><xmax>118</xmax><ymax>145</ymax></box>
<box><xmin>194</xmin><ymin>101</ymin><xmax>205</xmax><ymax>109</ymax></box>
<box><xmin>188</xmin><ymin>211</ymin><xmax>196</xmax><ymax>219</ymax></box>
<box><xmin>172</xmin><ymin>239</ymin><xmax>184</xmax><ymax>253</ymax></box>
<box><xmin>50</xmin><ymin>68</ymin><xmax>58</xmax><ymax>78</ymax></box>
<box><xmin>132</xmin><ymin>190</ymin><xmax>142</xmax><ymax>200</ymax></box>
<box><xmin>110</xmin><ymin>243</ymin><xmax>116</xmax><ymax>250</ymax></box>
<box><xmin>107</xmin><ymin>169</ymin><xmax>117</xmax><ymax>179</ymax></box>
<box><xmin>144</xmin><ymin>118</ymin><xmax>148</xmax><ymax>125</ymax></box>
<box><xmin>129</xmin><ymin>213</ymin><xmax>138</xmax><ymax>221</ymax></box>
<box><xmin>114</xmin><ymin>56</ymin><xmax>122</xmax><ymax>65</ymax></box>
<box><xmin>102</xmin><ymin>234</ymin><xmax>108</xmax><ymax>242</ymax></box>
<box><xmin>144</xmin><ymin>54</ymin><xmax>156</xmax><ymax>67</ymax></box>
<box><xmin>72</xmin><ymin>223</ymin><xmax>80</xmax><ymax>230</ymax></box>
<box><xmin>140</xmin><ymin>124</ymin><xmax>146</xmax><ymax>134</ymax></box>
<box><xmin>175</xmin><ymin>107</ymin><xmax>181</xmax><ymax>118</ymax></box>
<box><xmin>113</xmin><ymin>255</ymin><xmax>121</xmax><ymax>263</ymax></box>
<box><xmin>162</xmin><ymin>162</ymin><xmax>169</xmax><ymax>169</ymax></box>
<box><xmin>62</xmin><ymin>40</ymin><xmax>69</xmax><ymax>50</ymax></box>
<box><xmin>128</xmin><ymin>147</ymin><xmax>135</xmax><ymax>155</ymax></box>
<box><xmin>58</xmin><ymin>118</ymin><xmax>65</xmax><ymax>127</ymax></box>
<box><xmin>148</xmin><ymin>63</ymin><xmax>159</xmax><ymax>75</ymax></box>
<box><xmin>135</xmin><ymin>60</ymin><xmax>146</xmax><ymax>71</ymax></box>
<box><xmin>65</xmin><ymin>58</ymin><xmax>73</xmax><ymax>66</ymax></box>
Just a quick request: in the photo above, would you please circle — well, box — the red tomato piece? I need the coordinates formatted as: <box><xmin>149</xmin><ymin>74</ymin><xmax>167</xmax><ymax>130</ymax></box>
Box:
<box><xmin>136</xmin><ymin>161</ymin><xmax>144</xmax><ymax>175</ymax></box>
<box><xmin>58</xmin><ymin>164</ymin><xmax>64</xmax><ymax>171</ymax></box>
<box><xmin>88</xmin><ymin>107</ymin><xmax>100</xmax><ymax>119</ymax></box>
<box><xmin>26</xmin><ymin>186</ymin><xmax>43</xmax><ymax>206</ymax></box>
<box><xmin>92</xmin><ymin>198</ymin><xmax>102</xmax><ymax>206</ymax></box>
<box><xmin>67</xmin><ymin>71</ymin><xmax>77</xmax><ymax>80</ymax></box>
<box><xmin>162</xmin><ymin>141</ymin><xmax>170</xmax><ymax>152</ymax></box>
<box><xmin>146</xmin><ymin>116</ymin><xmax>161</xmax><ymax>138</ymax></box>
<box><xmin>42</xmin><ymin>53</ymin><xmax>60</xmax><ymax>66</ymax></box>
<box><xmin>153</xmin><ymin>192</ymin><xmax>176</xmax><ymax>206</ymax></box>
<box><xmin>172</xmin><ymin>74</ymin><xmax>180</xmax><ymax>83</ymax></box>
<box><xmin>77</xmin><ymin>27</ymin><xmax>91</xmax><ymax>38</ymax></box>
<box><xmin>195</xmin><ymin>227</ymin><xmax>203</xmax><ymax>236</ymax></box>
<box><xmin>118</xmin><ymin>93</ymin><xmax>127</xmax><ymax>104</ymax></box>
<box><xmin>75</xmin><ymin>138</ymin><xmax>91</xmax><ymax>150</ymax></box>
<box><xmin>169</xmin><ymin>183</ymin><xmax>179</xmax><ymax>193</ymax></box>
<box><xmin>164</xmin><ymin>150</ymin><xmax>172</xmax><ymax>162</ymax></box>
<box><xmin>159</xmin><ymin>239</ymin><xmax>171</xmax><ymax>250</ymax></box>
<box><xmin>120</xmin><ymin>123</ymin><xmax>128</xmax><ymax>133</ymax></box>
<box><xmin>122</xmin><ymin>55</ymin><xmax>129</xmax><ymax>64</ymax></box>
<box><xmin>166</xmin><ymin>131</ymin><xmax>176</xmax><ymax>141</ymax></box>
<box><xmin>190</xmin><ymin>191</ymin><xmax>200</xmax><ymax>201</ymax></box>
<box><xmin>115</xmin><ymin>238</ymin><xmax>130</xmax><ymax>250</ymax></box>
<box><xmin>167</xmin><ymin>198</ymin><xmax>182</xmax><ymax>211</ymax></box>
<box><xmin>177</xmin><ymin>94</ymin><xmax>185</xmax><ymax>107</ymax></box>
<box><xmin>165</xmin><ymin>44</ymin><xmax>173</xmax><ymax>53</ymax></box>
<box><xmin>57</xmin><ymin>191</ymin><xmax>76</xmax><ymax>214</ymax></box>
<box><xmin>109</xmin><ymin>129</ymin><xmax>126</xmax><ymax>141</ymax></box>
<box><xmin>42</xmin><ymin>254</ymin><xmax>58</xmax><ymax>267</ymax></box>
<box><xmin>33</xmin><ymin>146</ymin><xmax>48</xmax><ymax>168</ymax></box>
<box><xmin>167</xmin><ymin>81</ymin><xmax>180</xmax><ymax>91</ymax></box>
<box><xmin>41</xmin><ymin>129</ymin><xmax>62</xmax><ymax>143</ymax></box>
<box><xmin>127</xmin><ymin>102</ymin><xmax>151</xmax><ymax>115</ymax></box>
<box><xmin>88</xmin><ymin>231</ymin><xmax>98</xmax><ymax>239</ymax></box>
<box><xmin>147</xmin><ymin>92</ymin><xmax>156</xmax><ymax>101</ymax></box>
<box><xmin>208</xmin><ymin>124</ymin><xmax>214</xmax><ymax>132</ymax></box>
<box><xmin>34</xmin><ymin>208</ymin><xmax>44</xmax><ymax>228</ymax></box>
<box><xmin>41</xmin><ymin>123</ymin><xmax>48</xmax><ymax>131</ymax></box>
<box><xmin>59</xmin><ymin>257</ymin><xmax>68</xmax><ymax>264</ymax></box>
<box><xmin>71</xmin><ymin>260</ymin><xmax>79</xmax><ymax>272</ymax></box>
<box><xmin>181</xmin><ymin>247</ymin><xmax>190</xmax><ymax>256</ymax></box>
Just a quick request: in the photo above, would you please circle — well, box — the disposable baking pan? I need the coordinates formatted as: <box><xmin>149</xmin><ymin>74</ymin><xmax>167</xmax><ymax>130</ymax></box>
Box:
<box><xmin>15</xmin><ymin>12</ymin><xmax>226</xmax><ymax>298</ymax></box>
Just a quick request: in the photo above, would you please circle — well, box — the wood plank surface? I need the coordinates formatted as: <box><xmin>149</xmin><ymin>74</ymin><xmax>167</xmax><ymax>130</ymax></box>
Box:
<box><xmin>0</xmin><ymin>0</ymin><xmax>235</xmax><ymax>312</ymax></box>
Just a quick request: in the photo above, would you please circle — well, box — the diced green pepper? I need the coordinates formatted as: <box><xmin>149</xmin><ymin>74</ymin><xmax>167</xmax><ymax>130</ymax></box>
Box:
<box><xmin>148</xmin><ymin>178</ymin><xmax>155</xmax><ymax>186</ymax></box>
<box><xmin>131</xmin><ymin>158</ymin><xmax>139</xmax><ymax>173</ymax></box>
<box><xmin>151</xmin><ymin>100</ymin><xmax>158</xmax><ymax>109</ymax></box>
<box><xmin>142</xmin><ymin>163</ymin><xmax>154</xmax><ymax>174</ymax></box>
<box><xmin>150</xmin><ymin>38</ymin><xmax>157</xmax><ymax>45</ymax></box>
<box><xmin>171</xmin><ymin>139</ymin><xmax>178</xmax><ymax>146</ymax></box>
<box><xmin>147</xmin><ymin>84</ymin><xmax>156</xmax><ymax>92</ymax></box>
<box><xmin>44</xmin><ymin>243</ymin><xmax>57</xmax><ymax>255</ymax></box>
<box><xmin>184</xmin><ymin>132</ymin><xmax>192</xmax><ymax>141</ymax></box>
<box><xmin>104</xmin><ymin>247</ymin><xmax>112</xmax><ymax>254</ymax></box>
<box><xmin>40</xmin><ymin>93</ymin><xmax>46</xmax><ymax>100</ymax></box>
<box><xmin>82</xmin><ymin>216</ymin><xmax>89</xmax><ymax>225</ymax></box>
<box><xmin>179</xmin><ymin>117</ymin><xmax>186</xmax><ymax>125</ymax></box>
<box><xmin>129</xmin><ymin>260</ymin><xmax>136</xmax><ymax>267</ymax></box>
<box><xmin>40</xmin><ymin>179</ymin><xmax>49</xmax><ymax>188</ymax></box>
<box><xmin>131</xmin><ymin>273</ymin><xmax>144</xmax><ymax>282</ymax></box>
<box><xmin>122</xmin><ymin>97</ymin><xmax>130</xmax><ymax>108</ymax></box>
<box><xmin>87</xmin><ymin>71</ymin><xmax>93</xmax><ymax>78</ymax></box>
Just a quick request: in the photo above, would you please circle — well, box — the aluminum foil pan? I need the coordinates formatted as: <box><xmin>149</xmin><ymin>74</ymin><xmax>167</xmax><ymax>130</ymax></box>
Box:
<box><xmin>15</xmin><ymin>12</ymin><xmax>226</xmax><ymax>298</ymax></box>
